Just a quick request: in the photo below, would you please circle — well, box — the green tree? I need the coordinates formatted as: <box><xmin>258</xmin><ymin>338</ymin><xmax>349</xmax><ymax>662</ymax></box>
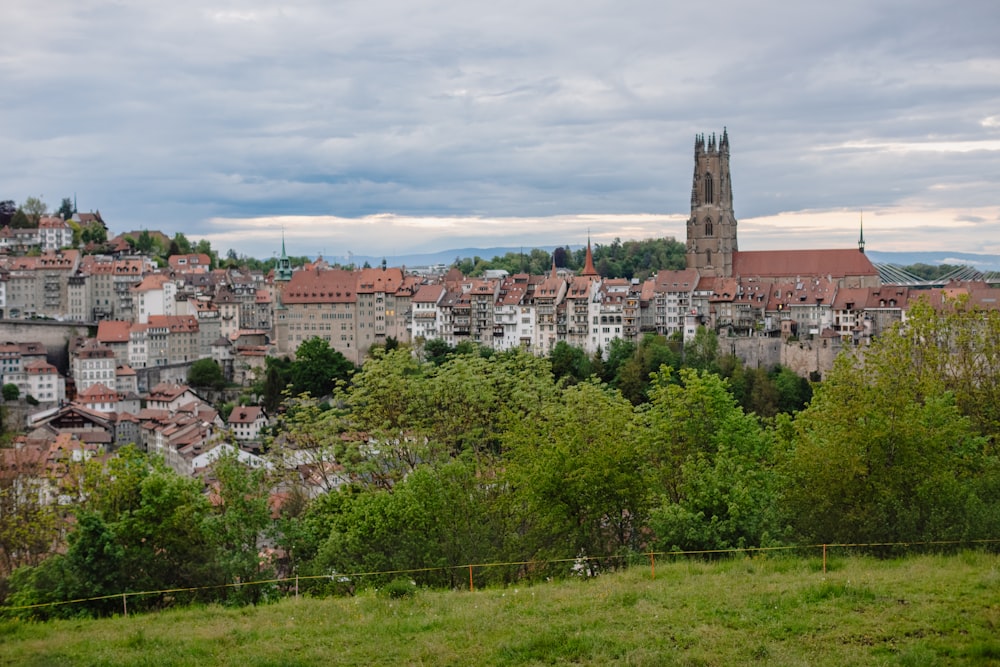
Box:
<box><xmin>57</xmin><ymin>197</ymin><xmax>74</xmax><ymax>220</ymax></box>
<box><xmin>290</xmin><ymin>337</ymin><xmax>355</xmax><ymax>398</ymax></box>
<box><xmin>504</xmin><ymin>381</ymin><xmax>650</xmax><ymax>565</ymax></box>
<box><xmin>208</xmin><ymin>453</ymin><xmax>273</xmax><ymax>602</ymax></box>
<box><xmin>173</xmin><ymin>232</ymin><xmax>192</xmax><ymax>254</ymax></box>
<box><xmin>422</xmin><ymin>338</ymin><xmax>454</xmax><ymax>366</ymax></box>
<box><xmin>9</xmin><ymin>448</ymin><xmax>221</xmax><ymax>617</ymax></box>
<box><xmin>548</xmin><ymin>341</ymin><xmax>592</xmax><ymax>385</ymax></box>
<box><xmin>0</xmin><ymin>446</ymin><xmax>58</xmax><ymax>578</ymax></box>
<box><xmin>315</xmin><ymin>460</ymin><xmax>508</xmax><ymax>589</ymax></box>
<box><xmin>261</xmin><ymin>358</ymin><xmax>291</xmax><ymax>413</ymax></box>
<box><xmin>780</xmin><ymin>346</ymin><xmax>990</xmax><ymax>546</ymax></box>
<box><xmin>20</xmin><ymin>196</ymin><xmax>47</xmax><ymax>226</ymax></box>
<box><xmin>641</xmin><ymin>367</ymin><xmax>779</xmax><ymax>551</ymax></box>
<box><xmin>684</xmin><ymin>326</ymin><xmax>719</xmax><ymax>372</ymax></box>
<box><xmin>10</xmin><ymin>208</ymin><xmax>30</xmax><ymax>229</ymax></box>
<box><xmin>2</xmin><ymin>383</ymin><xmax>19</xmax><ymax>401</ymax></box>
<box><xmin>187</xmin><ymin>358</ymin><xmax>226</xmax><ymax>390</ymax></box>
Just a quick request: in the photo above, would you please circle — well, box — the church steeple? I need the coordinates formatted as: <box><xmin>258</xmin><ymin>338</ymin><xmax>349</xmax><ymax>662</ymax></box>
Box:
<box><xmin>686</xmin><ymin>127</ymin><xmax>738</xmax><ymax>277</ymax></box>
<box><xmin>276</xmin><ymin>228</ymin><xmax>293</xmax><ymax>282</ymax></box>
<box><xmin>858</xmin><ymin>211</ymin><xmax>866</xmax><ymax>254</ymax></box>
<box><xmin>581</xmin><ymin>234</ymin><xmax>599</xmax><ymax>277</ymax></box>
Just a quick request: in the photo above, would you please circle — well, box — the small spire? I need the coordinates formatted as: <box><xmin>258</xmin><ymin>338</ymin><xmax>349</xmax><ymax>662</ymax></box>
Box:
<box><xmin>858</xmin><ymin>210</ymin><xmax>866</xmax><ymax>253</ymax></box>
<box><xmin>581</xmin><ymin>233</ymin><xmax>599</xmax><ymax>277</ymax></box>
<box><xmin>550</xmin><ymin>254</ymin><xmax>558</xmax><ymax>279</ymax></box>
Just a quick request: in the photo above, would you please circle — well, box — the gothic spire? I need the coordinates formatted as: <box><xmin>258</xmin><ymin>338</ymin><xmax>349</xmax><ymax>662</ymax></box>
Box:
<box><xmin>858</xmin><ymin>210</ymin><xmax>866</xmax><ymax>254</ymax></box>
<box><xmin>581</xmin><ymin>234</ymin><xmax>599</xmax><ymax>277</ymax></box>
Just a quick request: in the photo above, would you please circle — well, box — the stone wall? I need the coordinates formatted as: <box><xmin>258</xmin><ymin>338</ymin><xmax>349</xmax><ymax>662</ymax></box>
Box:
<box><xmin>0</xmin><ymin>319</ymin><xmax>93</xmax><ymax>373</ymax></box>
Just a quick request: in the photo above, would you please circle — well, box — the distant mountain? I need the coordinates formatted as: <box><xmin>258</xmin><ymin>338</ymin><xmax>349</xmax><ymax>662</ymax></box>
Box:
<box><xmin>348</xmin><ymin>246</ymin><xmax>569</xmax><ymax>268</ymax></box>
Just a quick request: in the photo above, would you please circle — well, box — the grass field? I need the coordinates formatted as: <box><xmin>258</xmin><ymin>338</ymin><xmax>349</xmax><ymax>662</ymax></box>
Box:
<box><xmin>2</xmin><ymin>551</ymin><xmax>999</xmax><ymax>666</ymax></box>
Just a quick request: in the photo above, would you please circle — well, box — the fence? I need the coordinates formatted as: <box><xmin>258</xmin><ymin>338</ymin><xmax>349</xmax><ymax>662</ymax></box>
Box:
<box><xmin>4</xmin><ymin>538</ymin><xmax>999</xmax><ymax>618</ymax></box>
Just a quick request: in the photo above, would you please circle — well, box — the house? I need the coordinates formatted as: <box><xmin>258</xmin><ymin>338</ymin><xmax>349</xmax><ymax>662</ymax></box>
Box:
<box><xmin>227</xmin><ymin>406</ymin><xmax>269</xmax><ymax>444</ymax></box>
<box><xmin>146</xmin><ymin>382</ymin><xmax>204</xmax><ymax>411</ymax></box>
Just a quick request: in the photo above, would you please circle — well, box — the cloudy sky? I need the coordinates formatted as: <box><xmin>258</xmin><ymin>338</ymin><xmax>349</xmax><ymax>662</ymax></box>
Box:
<box><xmin>4</xmin><ymin>1</ymin><xmax>999</xmax><ymax>262</ymax></box>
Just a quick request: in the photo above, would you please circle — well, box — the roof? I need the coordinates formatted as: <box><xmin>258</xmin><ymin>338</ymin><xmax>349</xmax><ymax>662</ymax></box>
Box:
<box><xmin>97</xmin><ymin>320</ymin><xmax>132</xmax><ymax>344</ymax></box>
<box><xmin>732</xmin><ymin>249</ymin><xmax>878</xmax><ymax>279</ymax></box>
<box><xmin>228</xmin><ymin>406</ymin><xmax>265</xmax><ymax>424</ymax></box>
<box><xmin>282</xmin><ymin>268</ymin><xmax>357</xmax><ymax>304</ymax></box>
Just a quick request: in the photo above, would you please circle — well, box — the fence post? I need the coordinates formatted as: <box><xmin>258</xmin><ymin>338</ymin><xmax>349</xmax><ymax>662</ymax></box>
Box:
<box><xmin>295</xmin><ymin>575</ymin><xmax>299</xmax><ymax>600</ymax></box>
<box><xmin>822</xmin><ymin>544</ymin><xmax>827</xmax><ymax>574</ymax></box>
<box><xmin>469</xmin><ymin>565</ymin><xmax>474</xmax><ymax>592</ymax></box>
<box><xmin>649</xmin><ymin>552</ymin><xmax>656</xmax><ymax>580</ymax></box>
<box><xmin>123</xmin><ymin>593</ymin><xmax>128</xmax><ymax>618</ymax></box>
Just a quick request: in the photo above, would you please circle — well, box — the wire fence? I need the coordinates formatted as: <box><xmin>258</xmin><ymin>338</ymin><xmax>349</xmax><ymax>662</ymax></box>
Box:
<box><xmin>4</xmin><ymin>538</ymin><xmax>999</xmax><ymax>618</ymax></box>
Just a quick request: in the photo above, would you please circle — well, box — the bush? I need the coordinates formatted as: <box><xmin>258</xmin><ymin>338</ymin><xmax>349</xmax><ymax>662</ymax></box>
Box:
<box><xmin>381</xmin><ymin>578</ymin><xmax>417</xmax><ymax>599</ymax></box>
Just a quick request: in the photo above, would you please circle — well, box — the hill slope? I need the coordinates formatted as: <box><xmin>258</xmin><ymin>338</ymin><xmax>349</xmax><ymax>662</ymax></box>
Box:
<box><xmin>2</xmin><ymin>552</ymin><xmax>998</xmax><ymax>666</ymax></box>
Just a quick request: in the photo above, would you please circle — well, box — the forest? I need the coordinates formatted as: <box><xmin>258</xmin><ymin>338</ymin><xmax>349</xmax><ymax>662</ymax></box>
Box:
<box><xmin>2</xmin><ymin>295</ymin><xmax>999</xmax><ymax>619</ymax></box>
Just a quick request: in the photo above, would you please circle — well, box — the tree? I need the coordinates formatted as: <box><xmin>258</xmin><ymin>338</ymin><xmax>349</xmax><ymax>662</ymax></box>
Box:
<box><xmin>290</xmin><ymin>337</ymin><xmax>355</xmax><ymax>398</ymax></box>
<box><xmin>173</xmin><ymin>232</ymin><xmax>192</xmax><ymax>254</ymax></box>
<box><xmin>261</xmin><ymin>358</ymin><xmax>291</xmax><ymax>413</ymax></box>
<box><xmin>81</xmin><ymin>223</ymin><xmax>107</xmax><ymax>246</ymax></box>
<box><xmin>504</xmin><ymin>381</ymin><xmax>651</xmax><ymax>564</ymax></box>
<box><xmin>314</xmin><ymin>460</ymin><xmax>507</xmax><ymax>589</ymax></box>
<box><xmin>207</xmin><ymin>453</ymin><xmax>273</xmax><ymax>602</ymax></box>
<box><xmin>57</xmin><ymin>197</ymin><xmax>74</xmax><ymax>220</ymax></box>
<box><xmin>548</xmin><ymin>341</ymin><xmax>592</xmax><ymax>385</ymax></box>
<box><xmin>0</xmin><ymin>445</ymin><xmax>59</xmax><ymax>577</ymax></box>
<box><xmin>642</xmin><ymin>367</ymin><xmax>780</xmax><ymax>551</ymax></box>
<box><xmin>136</xmin><ymin>229</ymin><xmax>155</xmax><ymax>254</ymax></box>
<box><xmin>8</xmin><ymin>447</ymin><xmax>222</xmax><ymax>617</ymax></box>
<box><xmin>684</xmin><ymin>326</ymin><xmax>719</xmax><ymax>372</ymax></box>
<box><xmin>21</xmin><ymin>196</ymin><xmax>47</xmax><ymax>226</ymax></box>
<box><xmin>780</xmin><ymin>344</ymin><xmax>992</xmax><ymax>546</ymax></box>
<box><xmin>10</xmin><ymin>208</ymin><xmax>30</xmax><ymax>229</ymax></box>
<box><xmin>0</xmin><ymin>200</ymin><xmax>17</xmax><ymax>227</ymax></box>
<box><xmin>2</xmin><ymin>383</ymin><xmax>19</xmax><ymax>401</ymax></box>
<box><xmin>422</xmin><ymin>338</ymin><xmax>454</xmax><ymax>366</ymax></box>
<box><xmin>187</xmin><ymin>358</ymin><xmax>226</xmax><ymax>390</ymax></box>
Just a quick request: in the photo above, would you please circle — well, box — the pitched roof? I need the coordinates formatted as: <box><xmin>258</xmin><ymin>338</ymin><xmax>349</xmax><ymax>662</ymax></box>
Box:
<box><xmin>97</xmin><ymin>320</ymin><xmax>132</xmax><ymax>344</ymax></box>
<box><xmin>228</xmin><ymin>406</ymin><xmax>265</xmax><ymax>424</ymax></box>
<box><xmin>732</xmin><ymin>249</ymin><xmax>877</xmax><ymax>279</ymax></box>
<box><xmin>282</xmin><ymin>268</ymin><xmax>357</xmax><ymax>304</ymax></box>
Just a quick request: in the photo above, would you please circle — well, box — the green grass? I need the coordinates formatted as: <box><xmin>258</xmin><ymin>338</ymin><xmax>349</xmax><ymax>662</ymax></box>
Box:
<box><xmin>2</xmin><ymin>552</ymin><xmax>999</xmax><ymax>666</ymax></box>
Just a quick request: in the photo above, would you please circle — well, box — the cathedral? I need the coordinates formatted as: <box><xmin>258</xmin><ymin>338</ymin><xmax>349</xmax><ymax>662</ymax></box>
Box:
<box><xmin>684</xmin><ymin>128</ymin><xmax>880</xmax><ymax>289</ymax></box>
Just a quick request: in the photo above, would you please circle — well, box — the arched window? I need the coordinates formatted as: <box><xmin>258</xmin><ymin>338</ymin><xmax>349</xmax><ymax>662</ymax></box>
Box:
<box><xmin>705</xmin><ymin>219</ymin><xmax>713</xmax><ymax>237</ymax></box>
<box><xmin>704</xmin><ymin>173</ymin><xmax>714</xmax><ymax>204</ymax></box>
<box><xmin>706</xmin><ymin>249</ymin><xmax>713</xmax><ymax>265</ymax></box>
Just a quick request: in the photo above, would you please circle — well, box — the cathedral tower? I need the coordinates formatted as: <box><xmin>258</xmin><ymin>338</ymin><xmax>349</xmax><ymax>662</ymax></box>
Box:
<box><xmin>685</xmin><ymin>129</ymin><xmax>737</xmax><ymax>277</ymax></box>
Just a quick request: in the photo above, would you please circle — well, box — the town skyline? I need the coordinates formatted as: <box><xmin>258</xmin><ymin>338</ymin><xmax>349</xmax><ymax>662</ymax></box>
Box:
<box><xmin>5</xmin><ymin>2</ymin><xmax>998</xmax><ymax>260</ymax></box>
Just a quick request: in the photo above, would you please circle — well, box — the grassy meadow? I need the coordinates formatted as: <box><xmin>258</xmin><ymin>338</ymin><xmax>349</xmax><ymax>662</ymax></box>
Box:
<box><xmin>1</xmin><ymin>551</ymin><xmax>999</xmax><ymax>666</ymax></box>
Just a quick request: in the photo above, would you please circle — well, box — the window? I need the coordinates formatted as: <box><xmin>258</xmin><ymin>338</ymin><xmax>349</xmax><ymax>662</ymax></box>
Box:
<box><xmin>704</xmin><ymin>173</ymin><xmax>714</xmax><ymax>203</ymax></box>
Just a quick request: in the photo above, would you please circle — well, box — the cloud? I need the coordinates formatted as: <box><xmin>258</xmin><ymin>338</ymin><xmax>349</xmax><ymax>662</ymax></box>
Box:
<box><xmin>194</xmin><ymin>204</ymin><xmax>1000</xmax><ymax>261</ymax></box>
<box><xmin>2</xmin><ymin>1</ymin><xmax>999</xmax><ymax>259</ymax></box>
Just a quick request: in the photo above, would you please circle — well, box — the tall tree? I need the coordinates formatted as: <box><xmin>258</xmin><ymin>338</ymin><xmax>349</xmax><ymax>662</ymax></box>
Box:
<box><xmin>57</xmin><ymin>197</ymin><xmax>74</xmax><ymax>220</ymax></box>
<box><xmin>780</xmin><ymin>344</ymin><xmax>992</xmax><ymax>545</ymax></box>
<box><xmin>21</xmin><ymin>196</ymin><xmax>47</xmax><ymax>225</ymax></box>
<box><xmin>504</xmin><ymin>381</ymin><xmax>650</xmax><ymax>564</ymax></box>
<box><xmin>0</xmin><ymin>200</ymin><xmax>17</xmax><ymax>226</ymax></box>
<box><xmin>187</xmin><ymin>358</ymin><xmax>226</xmax><ymax>390</ymax></box>
<box><xmin>290</xmin><ymin>336</ymin><xmax>355</xmax><ymax>398</ymax></box>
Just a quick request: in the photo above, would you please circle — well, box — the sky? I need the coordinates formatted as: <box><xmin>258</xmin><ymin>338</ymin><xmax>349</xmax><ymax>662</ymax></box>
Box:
<box><xmin>3</xmin><ymin>1</ymin><xmax>999</xmax><ymax>263</ymax></box>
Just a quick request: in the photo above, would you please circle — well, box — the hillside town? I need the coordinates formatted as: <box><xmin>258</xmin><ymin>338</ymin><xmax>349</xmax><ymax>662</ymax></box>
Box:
<box><xmin>0</xmin><ymin>131</ymin><xmax>998</xmax><ymax>493</ymax></box>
